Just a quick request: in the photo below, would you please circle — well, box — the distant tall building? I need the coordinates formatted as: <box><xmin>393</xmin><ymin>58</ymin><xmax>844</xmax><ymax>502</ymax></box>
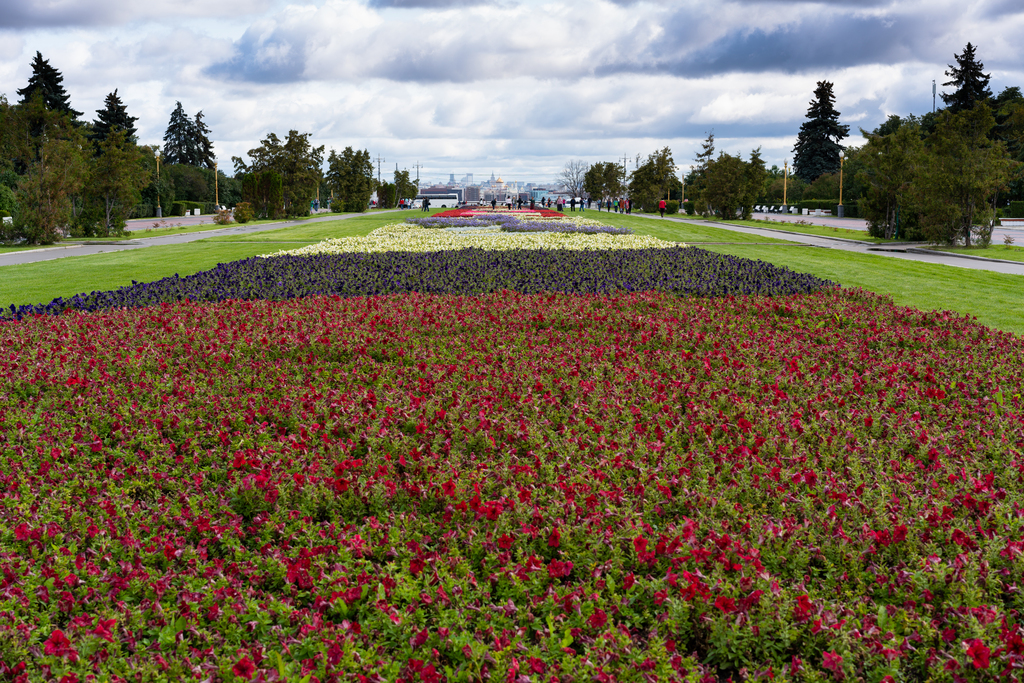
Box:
<box><xmin>448</xmin><ymin>173</ymin><xmax>456</xmax><ymax>186</ymax></box>
<box><xmin>460</xmin><ymin>173</ymin><xmax>474</xmax><ymax>185</ymax></box>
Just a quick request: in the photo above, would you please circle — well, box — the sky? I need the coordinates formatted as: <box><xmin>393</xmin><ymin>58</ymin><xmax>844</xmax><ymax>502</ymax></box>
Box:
<box><xmin>2</xmin><ymin>0</ymin><xmax>1024</xmax><ymax>186</ymax></box>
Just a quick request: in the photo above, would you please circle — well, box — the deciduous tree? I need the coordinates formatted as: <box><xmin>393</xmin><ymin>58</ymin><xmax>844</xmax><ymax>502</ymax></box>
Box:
<box><xmin>559</xmin><ymin>160</ymin><xmax>589</xmax><ymax>198</ymax></box>
<box><xmin>326</xmin><ymin>147</ymin><xmax>374</xmax><ymax>213</ymax></box>
<box><xmin>918</xmin><ymin>104</ymin><xmax>1014</xmax><ymax>246</ymax></box>
<box><xmin>858</xmin><ymin>124</ymin><xmax>925</xmax><ymax>240</ymax></box>
<box><xmin>83</xmin><ymin>129</ymin><xmax>151</xmax><ymax>237</ymax></box>
<box><xmin>14</xmin><ymin>133</ymin><xmax>88</xmax><ymax>244</ymax></box>
<box><xmin>234</xmin><ymin>130</ymin><xmax>323</xmax><ymax>216</ymax></box>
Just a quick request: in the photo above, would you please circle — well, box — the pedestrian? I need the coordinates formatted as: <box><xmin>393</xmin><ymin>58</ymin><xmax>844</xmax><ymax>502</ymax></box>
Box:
<box><xmin>580</xmin><ymin>198</ymin><xmax>585</xmax><ymax>213</ymax></box>
<box><xmin>530</xmin><ymin>198</ymin><xmax>535</xmax><ymax>210</ymax></box>
<box><xmin>626</xmin><ymin>198</ymin><xmax>632</xmax><ymax>215</ymax></box>
<box><xmin>570</xmin><ymin>197</ymin><xmax>576</xmax><ymax>212</ymax></box>
<box><xmin>658</xmin><ymin>198</ymin><xmax>666</xmax><ymax>218</ymax></box>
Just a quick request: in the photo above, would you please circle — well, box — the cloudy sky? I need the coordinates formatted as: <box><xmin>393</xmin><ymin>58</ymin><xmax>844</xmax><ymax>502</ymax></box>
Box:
<box><xmin>2</xmin><ymin>0</ymin><xmax>1023</xmax><ymax>185</ymax></box>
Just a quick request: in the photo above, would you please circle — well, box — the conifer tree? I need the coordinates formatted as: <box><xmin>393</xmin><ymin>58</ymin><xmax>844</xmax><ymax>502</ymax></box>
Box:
<box><xmin>162</xmin><ymin>102</ymin><xmax>198</xmax><ymax>166</ymax></box>
<box><xmin>91</xmin><ymin>89</ymin><xmax>138</xmax><ymax>145</ymax></box>
<box><xmin>941</xmin><ymin>42</ymin><xmax>993</xmax><ymax>115</ymax></box>
<box><xmin>16</xmin><ymin>52</ymin><xmax>82</xmax><ymax>120</ymax></box>
<box><xmin>792</xmin><ymin>81</ymin><xmax>849</xmax><ymax>183</ymax></box>
<box><xmin>194</xmin><ymin>111</ymin><xmax>215</xmax><ymax>169</ymax></box>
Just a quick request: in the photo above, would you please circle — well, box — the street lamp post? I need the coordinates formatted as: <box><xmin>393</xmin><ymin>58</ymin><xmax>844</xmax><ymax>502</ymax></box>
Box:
<box><xmin>838</xmin><ymin>152</ymin><xmax>845</xmax><ymax>218</ymax></box>
<box><xmin>156</xmin><ymin>151</ymin><xmax>162</xmax><ymax>218</ymax></box>
<box><xmin>783</xmin><ymin>160</ymin><xmax>789</xmax><ymax>210</ymax></box>
<box><xmin>214</xmin><ymin>161</ymin><xmax>219</xmax><ymax>208</ymax></box>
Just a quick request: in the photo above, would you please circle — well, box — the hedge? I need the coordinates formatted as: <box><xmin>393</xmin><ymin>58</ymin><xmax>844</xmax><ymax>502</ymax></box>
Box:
<box><xmin>1007</xmin><ymin>201</ymin><xmax>1024</xmax><ymax>218</ymax></box>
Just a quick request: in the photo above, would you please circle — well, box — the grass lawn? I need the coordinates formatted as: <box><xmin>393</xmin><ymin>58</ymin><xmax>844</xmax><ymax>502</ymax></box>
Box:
<box><xmin>200</xmin><ymin>211</ymin><xmax>409</xmax><ymax>243</ymax></box>
<box><xmin>711</xmin><ymin>218</ymin><xmax>889</xmax><ymax>242</ymax></box>
<box><xmin>579</xmin><ymin>212</ymin><xmax>793</xmax><ymax>243</ymax></box>
<box><xmin>930</xmin><ymin>245</ymin><xmax>1024</xmax><ymax>263</ymax></box>
<box><xmin>700</xmin><ymin>243</ymin><xmax>1024</xmax><ymax>335</ymax></box>
<box><xmin>1</xmin><ymin>243</ymin><xmax>281</xmax><ymax>309</ymax></box>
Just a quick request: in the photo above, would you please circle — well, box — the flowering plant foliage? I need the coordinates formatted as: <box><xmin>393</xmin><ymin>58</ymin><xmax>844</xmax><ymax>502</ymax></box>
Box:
<box><xmin>3</xmin><ymin>247</ymin><xmax>832</xmax><ymax>321</ymax></box>
<box><xmin>2</xmin><ymin>289</ymin><xmax>1024</xmax><ymax>681</ymax></box>
<box><xmin>264</xmin><ymin>223</ymin><xmax>658</xmax><ymax>257</ymax></box>
<box><xmin>407</xmin><ymin>214</ymin><xmax>628</xmax><ymax>235</ymax></box>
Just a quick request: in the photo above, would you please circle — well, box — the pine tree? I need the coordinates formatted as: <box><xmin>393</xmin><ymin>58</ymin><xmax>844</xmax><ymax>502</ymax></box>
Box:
<box><xmin>162</xmin><ymin>102</ymin><xmax>198</xmax><ymax>166</ymax></box>
<box><xmin>941</xmin><ymin>43</ymin><xmax>993</xmax><ymax>115</ymax></box>
<box><xmin>793</xmin><ymin>81</ymin><xmax>849</xmax><ymax>183</ymax></box>
<box><xmin>194</xmin><ymin>111</ymin><xmax>215</xmax><ymax>169</ymax></box>
<box><xmin>16</xmin><ymin>52</ymin><xmax>82</xmax><ymax>120</ymax></box>
<box><xmin>91</xmin><ymin>90</ymin><xmax>138</xmax><ymax>145</ymax></box>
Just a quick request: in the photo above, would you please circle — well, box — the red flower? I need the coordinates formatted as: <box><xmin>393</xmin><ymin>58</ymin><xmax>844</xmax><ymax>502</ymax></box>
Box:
<box><xmin>714</xmin><ymin>596</ymin><xmax>736</xmax><ymax>613</ymax></box>
<box><xmin>548</xmin><ymin>527</ymin><xmax>560</xmax><ymax>548</ymax></box>
<box><xmin>232</xmin><ymin>656</ymin><xmax>256</xmax><ymax>679</ymax></box>
<box><xmin>91</xmin><ymin>618</ymin><xmax>116</xmax><ymax>643</ymax></box>
<box><xmin>43</xmin><ymin>629</ymin><xmax>78</xmax><ymax>662</ymax></box>
<box><xmin>822</xmin><ymin>651</ymin><xmax>844</xmax><ymax>679</ymax></box>
<box><xmin>966</xmin><ymin>639</ymin><xmax>990</xmax><ymax>669</ymax></box>
<box><xmin>588</xmin><ymin>609</ymin><xmax>608</xmax><ymax>629</ymax></box>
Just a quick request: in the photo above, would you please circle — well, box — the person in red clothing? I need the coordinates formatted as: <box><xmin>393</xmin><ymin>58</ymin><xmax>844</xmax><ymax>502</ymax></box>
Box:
<box><xmin>658</xmin><ymin>198</ymin><xmax>667</xmax><ymax>218</ymax></box>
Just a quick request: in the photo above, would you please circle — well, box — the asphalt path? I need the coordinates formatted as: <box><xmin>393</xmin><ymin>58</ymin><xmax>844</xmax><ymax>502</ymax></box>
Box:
<box><xmin>0</xmin><ymin>210</ymin><xmax>405</xmax><ymax>267</ymax></box>
<box><xmin>4</xmin><ymin>209</ymin><xmax>1024</xmax><ymax>277</ymax></box>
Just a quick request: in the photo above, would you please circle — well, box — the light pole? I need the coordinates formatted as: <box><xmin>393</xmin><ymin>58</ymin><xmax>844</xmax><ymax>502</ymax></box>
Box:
<box><xmin>837</xmin><ymin>152</ymin><xmax>844</xmax><ymax>218</ymax></box>
<box><xmin>783</xmin><ymin>159</ymin><xmax>789</xmax><ymax>210</ymax></box>
<box><xmin>214</xmin><ymin>161</ymin><xmax>219</xmax><ymax>208</ymax></box>
<box><xmin>156</xmin><ymin>150</ymin><xmax>162</xmax><ymax>218</ymax></box>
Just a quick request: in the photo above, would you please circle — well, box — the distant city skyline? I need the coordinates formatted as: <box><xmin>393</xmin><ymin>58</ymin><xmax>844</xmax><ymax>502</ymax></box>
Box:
<box><xmin>2</xmin><ymin>0</ymin><xmax>1022</xmax><ymax>175</ymax></box>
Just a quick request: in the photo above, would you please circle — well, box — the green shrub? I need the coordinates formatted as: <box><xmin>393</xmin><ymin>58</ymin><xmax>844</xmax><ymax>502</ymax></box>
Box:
<box><xmin>1007</xmin><ymin>201</ymin><xmax>1024</xmax><ymax>218</ymax></box>
<box><xmin>683</xmin><ymin>201</ymin><xmax>695</xmax><ymax>216</ymax></box>
<box><xmin>233</xmin><ymin>202</ymin><xmax>255</xmax><ymax>223</ymax></box>
<box><xmin>797</xmin><ymin>200</ymin><xmax>837</xmax><ymax>212</ymax></box>
<box><xmin>0</xmin><ymin>184</ymin><xmax>16</xmax><ymax>216</ymax></box>
<box><xmin>203</xmin><ymin>202</ymin><xmax>218</xmax><ymax>215</ymax></box>
<box><xmin>213</xmin><ymin>209</ymin><xmax>233</xmax><ymax>225</ymax></box>
<box><xmin>666</xmin><ymin>200</ymin><xmax>679</xmax><ymax>215</ymax></box>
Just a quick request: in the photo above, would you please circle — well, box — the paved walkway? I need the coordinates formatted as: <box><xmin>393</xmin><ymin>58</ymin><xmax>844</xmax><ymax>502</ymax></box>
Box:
<box><xmin>0</xmin><ymin>211</ymin><xmax>404</xmax><ymax>268</ymax></box>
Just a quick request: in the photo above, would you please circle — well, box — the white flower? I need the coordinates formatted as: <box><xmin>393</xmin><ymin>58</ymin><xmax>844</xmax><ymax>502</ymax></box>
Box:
<box><xmin>261</xmin><ymin>223</ymin><xmax>679</xmax><ymax>257</ymax></box>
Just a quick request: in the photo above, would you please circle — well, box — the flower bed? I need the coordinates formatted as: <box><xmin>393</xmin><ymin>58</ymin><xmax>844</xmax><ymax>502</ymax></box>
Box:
<box><xmin>2</xmin><ymin>246</ymin><xmax>833</xmax><ymax>320</ymax></box>
<box><xmin>1</xmin><ymin>289</ymin><xmax>1023</xmax><ymax>681</ymax></box>
<box><xmin>264</xmin><ymin>223</ymin><xmax>658</xmax><ymax>257</ymax></box>
<box><xmin>407</xmin><ymin>214</ymin><xmax>628</xmax><ymax>235</ymax></box>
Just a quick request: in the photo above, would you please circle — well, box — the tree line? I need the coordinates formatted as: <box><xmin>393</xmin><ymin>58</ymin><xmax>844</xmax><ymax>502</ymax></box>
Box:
<box><xmin>1</xmin><ymin>52</ymin><xmax>415</xmax><ymax>244</ymax></box>
<box><xmin>565</xmin><ymin>43</ymin><xmax>1024</xmax><ymax>246</ymax></box>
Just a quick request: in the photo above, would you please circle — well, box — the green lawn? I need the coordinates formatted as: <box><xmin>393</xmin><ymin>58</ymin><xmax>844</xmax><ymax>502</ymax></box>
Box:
<box><xmin>930</xmin><ymin>245</ymin><xmax>1024</xmax><ymax>263</ymax></box>
<box><xmin>200</xmin><ymin>212</ymin><xmax>407</xmax><ymax>243</ymax></box>
<box><xmin>711</xmin><ymin>218</ymin><xmax>888</xmax><ymax>242</ymax></box>
<box><xmin>699</xmin><ymin>243</ymin><xmax>1024</xmax><ymax>335</ymax></box>
<box><xmin>1</xmin><ymin>243</ymin><xmax>281</xmax><ymax>309</ymax></box>
<box><xmin>582</xmin><ymin>212</ymin><xmax>793</xmax><ymax>243</ymax></box>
